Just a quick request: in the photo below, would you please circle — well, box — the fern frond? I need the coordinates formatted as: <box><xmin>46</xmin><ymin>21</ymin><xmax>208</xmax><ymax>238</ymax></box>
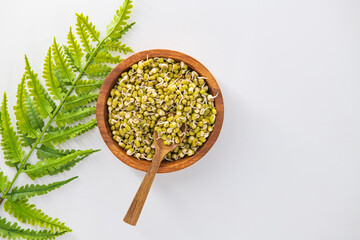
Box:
<box><xmin>63</xmin><ymin>93</ymin><xmax>98</xmax><ymax>111</ymax></box>
<box><xmin>0</xmin><ymin>93</ymin><xmax>25</xmax><ymax>167</ymax></box>
<box><xmin>4</xmin><ymin>199</ymin><xmax>71</xmax><ymax>232</ymax></box>
<box><xmin>106</xmin><ymin>0</ymin><xmax>133</xmax><ymax>37</ymax></box>
<box><xmin>74</xmin><ymin>79</ymin><xmax>103</xmax><ymax>95</ymax></box>
<box><xmin>55</xmin><ymin>107</ymin><xmax>96</xmax><ymax>126</ymax></box>
<box><xmin>103</xmin><ymin>41</ymin><xmax>133</xmax><ymax>54</ymax></box>
<box><xmin>85</xmin><ymin>63</ymin><xmax>112</xmax><ymax>78</ymax></box>
<box><xmin>9</xmin><ymin>176</ymin><xmax>77</xmax><ymax>202</ymax></box>
<box><xmin>0</xmin><ymin>170</ymin><xmax>10</xmax><ymax>193</ymax></box>
<box><xmin>23</xmin><ymin>149</ymin><xmax>98</xmax><ymax>179</ymax></box>
<box><xmin>76</xmin><ymin>13</ymin><xmax>100</xmax><ymax>42</ymax></box>
<box><xmin>40</xmin><ymin>119</ymin><xmax>97</xmax><ymax>145</ymax></box>
<box><xmin>36</xmin><ymin>145</ymin><xmax>76</xmax><ymax>160</ymax></box>
<box><xmin>0</xmin><ymin>217</ymin><xmax>66</xmax><ymax>240</ymax></box>
<box><xmin>109</xmin><ymin>22</ymin><xmax>135</xmax><ymax>41</ymax></box>
<box><xmin>67</xmin><ymin>27</ymin><xmax>83</xmax><ymax>69</ymax></box>
<box><xmin>14</xmin><ymin>74</ymin><xmax>40</xmax><ymax>139</ymax></box>
<box><xmin>52</xmin><ymin>39</ymin><xmax>75</xmax><ymax>83</ymax></box>
<box><xmin>94</xmin><ymin>52</ymin><xmax>122</xmax><ymax>64</ymax></box>
<box><xmin>25</xmin><ymin>56</ymin><xmax>56</xmax><ymax>119</ymax></box>
<box><xmin>43</xmin><ymin>48</ymin><xmax>66</xmax><ymax>101</ymax></box>
<box><xmin>75</xmin><ymin>18</ymin><xmax>92</xmax><ymax>53</ymax></box>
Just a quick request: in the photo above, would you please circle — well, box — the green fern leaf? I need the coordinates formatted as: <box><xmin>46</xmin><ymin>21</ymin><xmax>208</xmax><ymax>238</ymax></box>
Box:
<box><xmin>52</xmin><ymin>39</ymin><xmax>75</xmax><ymax>83</ymax></box>
<box><xmin>74</xmin><ymin>79</ymin><xmax>103</xmax><ymax>95</ymax></box>
<box><xmin>40</xmin><ymin>119</ymin><xmax>97</xmax><ymax>145</ymax></box>
<box><xmin>9</xmin><ymin>176</ymin><xmax>77</xmax><ymax>202</ymax></box>
<box><xmin>25</xmin><ymin>56</ymin><xmax>56</xmax><ymax>119</ymax></box>
<box><xmin>0</xmin><ymin>93</ymin><xmax>25</xmax><ymax>167</ymax></box>
<box><xmin>63</xmin><ymin>93</ymin><xmax>98</xmax><ymax>111</ymax></box>
<box><xmin>67</xmin><ymin>27</ymin><xmax>83</xmax><ymax>69</ymax></box>
<box><xmin>103</xmin><ymin>40</ymin><xmax>133</xmax><ymax>54</ymax></box>
<box><xmin>4</xmin><ymin>199</ymin><xmax>71</xmax><ymax>232</ymax></box>
<box><xmin>0</xmin><ymin>170</ymin><xmax>10</xmax><ymax>193</ymax></box>
<box><xmin>36</xmin><ymin>145</ymin><xmax>76</xmax><ymax>160</ymax></box>
<box><xmin>94</xmin><ymin>52</ymin><xmax>122</xmax><ymax>64</ymax></box>
<box><xmin>0</xmin><ymin>217</ymin><xmax>66</xmax><ymax>240</ymax></box>
<box><xmin>106</xmin><ymin>0</ymin><xmax>133</xmax><ymax>37</ymax></box>
<box><xmin>55</xmin><ymin>107</ymin><xmax>96</xmax><ymax>126</ymax></box>
<box><xmin>75</xmin><ymin>18</ymin><xmax>92</xmax><ymax>53</ymax></box>
<box><xmin>110</xmin><ymin>22</ymin><xmax>135</xmax><ymax>41</ymax></box>
<box><xmin>76</xmin><ymin>13</ymin><xmax>100</xmax><ymax>42</ymax></box>
<box><xmin>23</xmin><ymin>149</ymin><xmax>98</xmax><ymax>179</ymax></box>
<box><xmin>85</xmin><ymin>63</ymin><xmax>112</xmax><ymax>78</ymax></box>
<box><xmin>43</xmin><ymin>48</ymin><xmax>66</xmax><ymax>101</ymax></box>
<box><xmin>14</xmin><ymin>74</ymin><xmax>40</xmax><ymax>139</ymax></box>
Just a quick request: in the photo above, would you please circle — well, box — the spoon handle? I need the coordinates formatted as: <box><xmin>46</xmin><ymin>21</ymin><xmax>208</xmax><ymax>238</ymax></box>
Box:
<box><xmin>123</xmin><ymin>149</ymin><xmax>167</xmax><ymax>226</ymax></box>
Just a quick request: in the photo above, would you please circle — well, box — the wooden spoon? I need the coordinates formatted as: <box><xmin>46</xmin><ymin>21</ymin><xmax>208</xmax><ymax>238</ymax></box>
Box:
<box><xmin>123</xmin><ymin>115</ymin><xmax>187</xmax><ymax>226</ymax></box>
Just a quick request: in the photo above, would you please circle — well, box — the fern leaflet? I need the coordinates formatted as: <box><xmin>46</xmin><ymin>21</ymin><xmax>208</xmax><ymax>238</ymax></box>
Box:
<box><xmin>67</xmin><ymin>27</ymin><xmax>83</xmax><ymax>69</ymax></box>
<box><xmin>110</xmin><ymin>22</ymin><xmax>135</xmax><ymax>41</ymax></box>
<box><xmin>43</xmin><ymin>48</ymin><xmax>65</xmax><ymax>100</ymax></box>
<box><xmin>76</xmin><ymin>13</ymin><xmax>100</xmax><ymax>42</ymax></box>
<box><xmin>26</xmin><ymin>93</ymin><xmax>44</xmax><ymax>131</ymax></box>
<box><xmin>4</xmin><ymin>199</ymin><xmax>71</xmax><ymax>232</ymax></box>
<box><xmin>103</xmin><ymin>40</ymin><xmax>133</xmax><ymax>54</ymax></box>
<box><xmin>85</xmin><ymin>63</ymin><xmax>112</xmax><ymax>78</ymax></box>
<box><xmin>63</xmin><ymin>45</ymin><xmax>80</xmax><ymax>73</ymax></box>
<box><xmin>36</xmin><ymin>145</ymin><xmax>76</xmax><ymax>160</ymax></box>
<box><xmin>75</xmin><ymin>18</ymin><xmax>92</xmax><ymax>53</ymax></box>
<box><xmin>74</xmin><ymin>79</ymin><xmax>103</xmax><ymax>95</ymax></box>
<box><xmin>0</xmin><ymin>170</ymin><xmax>9</xmax><ymax>194</ymax></box>
<box><xmin>8</xmin><ymin>176</ymin><xmax>78</xmax><ymax>201</ymax></box>
<box><xmin>0</xmin><ymin>217</ymin><xmax>65</xmax><ymax>240</ymax></box>
<box><xmin>0</xmin><ymin>93</ymin><xmax>25</xmax><ymax>167</ymax></box>
<box><xmin>63</xmin><ymin>93</ymin><xmax>98</xmax><ymax>111</ymax></box>
<box><xmin>40</xmin><ymin>119</ymin><xmax>97</xmax><ymax>145</ymax></box>
<box><xmin>106</xmin><ymin>0</ymin><xmax>133</xmax><ymax>37</ymax></box>
<box><xmin>14</xmin><ymin>74</ymin><xmax>40</xmax><ymax>139</ymax></box>
<box><xmin>94</xmin><ymin>52</ymin><xmax>122</xmax><ymax>64</ymax></box>
<box><xmin>23</xmin><ymin>149</ymin><xmax>98</xmax><ymax>179</ymax></box>
<box><xmin>25</xmin><ymin>56</ymin><xmax>56</xmax><ymax>119</ymax></box>
<box><xmin>52</xmin><ymin>39</ymin><xmax>75</xmax><ymax>83</ymax></box>
<box><xmin>55</xmin><ymin>107</ymin><xmax>96</xmax><ymax>126</ymax></box>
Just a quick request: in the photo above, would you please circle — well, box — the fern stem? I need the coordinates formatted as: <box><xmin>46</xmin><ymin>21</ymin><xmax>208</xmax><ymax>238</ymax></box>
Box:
<box><xmin>1</xmin><ymin>37</ymin><xmax>108</xmax><ymax>203</ymax></box>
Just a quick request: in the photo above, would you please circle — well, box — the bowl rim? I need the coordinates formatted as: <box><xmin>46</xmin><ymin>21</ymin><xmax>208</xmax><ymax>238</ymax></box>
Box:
<box><xmin>96</xmin><ymin>49</ymin><xmax>224</xmax><ymax>173</ymax></box>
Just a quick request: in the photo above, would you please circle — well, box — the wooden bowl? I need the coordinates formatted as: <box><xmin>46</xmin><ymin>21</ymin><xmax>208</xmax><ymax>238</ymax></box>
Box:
<box><xmin>96</xmin><ymin>49</ymin><xmax>224</xmax><ymax>173</ymax></box>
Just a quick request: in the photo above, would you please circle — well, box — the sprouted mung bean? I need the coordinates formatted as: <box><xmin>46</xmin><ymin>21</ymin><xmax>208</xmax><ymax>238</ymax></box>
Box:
<box><xmin>107</xmin><ymin>57</ymin><xmax>218</xmax><ymax>161</ymax></box>
<box><xmin>154</xmin><ymin>113</ymin><xmax>184</xmax><ymax>146</ymax></box>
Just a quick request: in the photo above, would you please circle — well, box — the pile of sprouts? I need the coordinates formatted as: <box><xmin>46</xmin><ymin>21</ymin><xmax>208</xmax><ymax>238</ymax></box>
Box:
<box><xmin>107</xmin><ymin>57</ymin><xmax>218</xmax><ymax>161</ymax></box>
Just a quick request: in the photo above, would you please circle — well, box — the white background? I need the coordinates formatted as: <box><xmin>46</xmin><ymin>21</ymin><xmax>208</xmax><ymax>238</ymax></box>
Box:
<box><xmin>1</xmin><ymin>0</ymin><xmax>360</xmax><ymax>239</ymax></box>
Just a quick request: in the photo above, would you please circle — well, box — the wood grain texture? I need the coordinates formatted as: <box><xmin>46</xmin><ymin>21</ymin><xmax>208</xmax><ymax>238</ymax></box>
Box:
<box><xmin>122</xmin><ymin>147</ymin><xmax>167</xmax><ymax>226</ymax></box>
<box><xmin>96</xmin><ymin>49</ymin><xmax>224</xmax><ymax>173</ymax></box>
